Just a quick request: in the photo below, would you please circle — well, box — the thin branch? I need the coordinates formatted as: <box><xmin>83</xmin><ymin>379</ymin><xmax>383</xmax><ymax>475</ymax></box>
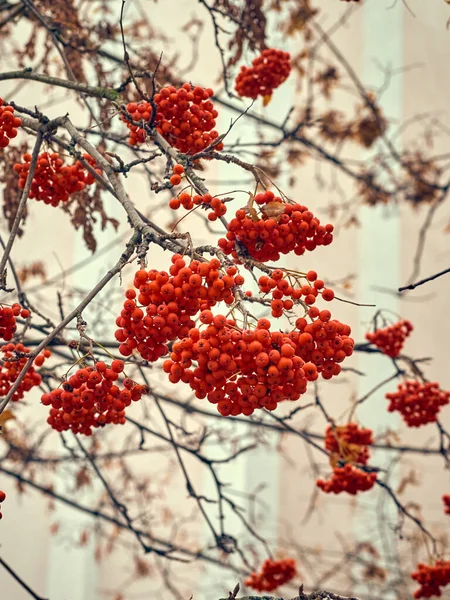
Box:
<box><xmin>0</xmin><ymin>556</ymin><xmax>48</xmax><ymax>600</ymax></box>
<box><xmin>399</xmin><ymin>265</ymin><xmax>450</xmax><ymax>292</ymax></box>
<box><xmin>0</xmin><ymin>129</ymin><xmax>44</xmax><ymax>282</ymax></box>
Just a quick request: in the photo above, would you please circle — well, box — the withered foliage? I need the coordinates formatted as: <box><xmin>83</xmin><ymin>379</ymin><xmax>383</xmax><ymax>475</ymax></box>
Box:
<box><xmin>17</xmin><ymin>261</ymin><xmax>47</xmax><ymax>284</ymax></box>
<box><xmin>61</xmin><ymin>184</ymin><xmax>120</xmax><ymax>253</ymax></box>
<box><xmin>314</xmin><ymin>66</ymin><xmax>340</xmax><ymax>100</ymax></box>
<box><xmin>215</xmin><ymin>0</ymin><xmax>267</xmax><ymax>66</ymax></box>
<box><xmin>401</xmin><ymin>152</ymin><xmax>442</xmax><ymax>206</ymax></box>
<box><xmin>282</xmin><ymin>0</ymin><xmax>319</xmax><ymax>40</ymax></box>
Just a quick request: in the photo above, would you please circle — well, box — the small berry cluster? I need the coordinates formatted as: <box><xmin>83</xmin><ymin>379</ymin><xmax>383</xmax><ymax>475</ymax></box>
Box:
<box><xmin>218</xmin><ymin>191</ymin><xmax>333</xmax><ymax>263</ymax></box>
<box><xmin>169</xmin><ymin>191</ymin><xmax>227</xmax><ymax>220</ymax></box>
<box><xmin>41</xmin><ymin>360</ymin><xmax>147</xmax><ymax>436</ymax></box>
<box><xmin>0</xmin><ymin>490</ymin><xmax>5</xmax><ymax>520</ymax></box>
<box><xmin>169</xmin><ymin>163</ymin><xmax>185</xmax><ymax>186</ymax></box>
<box><xmin>293</xmin><ymin>309</ymin><xmax>354</xmax><ymax>381</ymax></box>
<box><xmin>0</xmin><ymin>303</ymin><xmax>30</xmax><ymax>341</ymax></box>
<box><xmin>123</xmin><ymin>84</ymin><xmax>223</xmax><ymax>154</ymax></box>
<box><xmin>443</xmin><ymin>494</ymin><xmax>450</xmax><ymax>515</ymax></box>
<box><xmin>257</xmin><ymin>269</ymin><xmax>334</xmax><ymax>317</ymax></box>
<box><xmin>317</xmin><ymin>423</ymin><xmax>376</xmax><ymax>495</ymax></box>
<box><xmin>164</xmin><ymin>315</ymin><xmax>311</xmax><ymax>416</ymax></box>
<box><xmin>411</xmin><ymin>561</ymin><xmax>450</xmax><ymax>599</ymax></box>
<box><xmin>235</xmin><ymin>49</ymin><xmax>291</xmax><ymax>101</ymax></box>
<box><xmin>244</xmin><ymin>558</ymin><xmax>297</xmax><ymax>592</ymax></box>
<box><xmin>385</xmin><ymin>380</ymin><xmax>450</xmax><ymax>427</ymax></box>
<box><xmin>13</xmin><ymin>152</ymin><xmax>101</xmax><ymax>207</ymax></box>
<box><xmin>0</xmin><ymin>343</ymin><xmax>50</xmax><ymax>402</ymax></box>
<box><xmin>0</xmin><ymin>98</ymin><xmax>21</xmax><ymax>148</ymax></box>
<box><xmin>115</xmin><ymin>258</ymin><xmax>243</xmax><ymax>361</ymax></box>
<box><xmin>317</xmin><ymin>463</ymin><xmax>377</xmax><ymax>495</ymax></box>
<box><xmin>324</xmin><ymin>423</ymin><xmax>373</xmax><ymax>465</ymax></box>
<box><xmin>365</xmin><ymin>319</ymin><xmax>413</xmax><ymax>358</ymax></box>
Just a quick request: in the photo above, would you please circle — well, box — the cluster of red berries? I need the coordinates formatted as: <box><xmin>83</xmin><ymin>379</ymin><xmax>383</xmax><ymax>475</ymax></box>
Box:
<box><xmin>168</xmin><ymin>164</ymin><xmax>226</xmax><ymax>219</ymax></box>
<box><xmin>317</xmin><ymin>423</ymin><xmax>377</xmax><ymax>495</ymax></box>
<box><xmin>13</xmin><ymin>152</ymin><xmax>101</xmax><ymax>207</ymax></box>
<box><xmin>317</xmin><ymin>463</ymin><xmax>377</xmax><ymax>495</ymax></box>
<box><xmin>0</xmin><ymin>490</ymin><xmax>5</xmax><ymax>520</ymax></box>
<box><xmin>293</xmin><ymin>308</ymin><xmax>354</xmax><ymax>381</ymax></box>
<box><xmin>365</xmin><ymin>319</ymin><xmax>413</xmax><ymax>358</ymax></box>
<box><xmin>257</xmin><ymin>269</ymin><xmax>334</xmax><ymax>317</ymax></box>
<box><xmin>235</xmin><ymin>49</ymin><xmax>291</xmax><ymax>101</ymax></box>
<box><xmin>41</xmin><ymin>360</ymin><xmax>147</xmax><ymax>436</ymax></box>
<box><xmin>164</xmin><ymin>315</ymin><xmax>311</xmax><ymax>416</ymax></box>
<box><xmin>0</xmin><ymin>303</ymin><xmax>30</xmax><ymax>341</ymax></box>
<box><xmin>123</xmin><ymin>84</ymin><xmax>223</xmax><ymax>154</ymax></box>
<box><xmin>411</xmin><ymin>561</ymin><xmax>450</xmax><ymax>599</ymax></box>
<box><xmin>244</xmin><ymin>558</ymin><xmax>297</xmax><ymax>592</ymax></box>
<box><xmin>385</xmin><ymin>380</ymin><xmax>450</xmax><ymax>427</ymax></box>
<box><xmin>169</xmin><ymin>190</ymin><xmax>227</xmax><ymax>220</ymax></box>
<box><xmin>169</xmin><ymin>163</ymin><xmax>185</xmax><ymax>186</ymax></box>
<box><xmin>0</xmin><ymin>343</ymin><xmax>50</xmax><ymax>402</ymax></box>
<box><xmin>0</xmin><ymin>98</ymin><xmax>21</xmax><ymax>148</ymax></box>
<box><xmin>218</xmin><ymin>191</ymin><xmax>334</xmax><ymax>263</ymax></box>
<box><xmin>324</xmin><ymin>423</ymin><xmax>373</xmax><ymax>465</ymax></box>
<box><xmin>443</xmin><ymin>494</ymin><xmax>450</xmax><ymax>515</ymax></box>
<box><xmin>115</xmin><ymin>258</ymin><xmax>243</xmax><ymax>362</ymax></box>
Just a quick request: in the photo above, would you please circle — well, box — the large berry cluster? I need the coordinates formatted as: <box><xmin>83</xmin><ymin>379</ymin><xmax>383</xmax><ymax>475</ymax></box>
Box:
<box><xmin>169</xmin><ymin>191</ymin><xmax>227</xmax><ymax>221</ymax></box>
<box><xmin>365</xmin><ymin>319</ymin><xmax>413</xmax><ymax>358</ymax></box>
<box><xmin>443</xmin><ymin>494</ymin><xmax>450</xmax><ymax>516</ymax></box>
<box><xmin>411</xmin><ymin>561</ymin><xmax>450</xmax><ymax>599</ymax></box>
<box><xmin>0</xmin><ymin>303</ymin><xmax>30</xmax><ymax>341</ymax></box>
<box><xmin>164</xmin><ymin>303</ymin><xmax>354</xmax><ymax>416</ymax></box>
<box><xmin>385</xmin><ymin>380</ymin><xmax>450</xmax><ymax>427</ymax></box>
<box><xmin>244</xmin><ymin>558</ymin><xmax>297</xmax><ymax>592</ymax></box>
<box><xmin>123</xmin><ymin>84</ymin><xmax>223</xmax><ymax>154</ymax></box>
<box><xmin>0</xmin><ymin>98</ymin><xmax>21</xmax><ymax>148</ymax></box>
<box><xmin>164</xmin><ymin>314</ymin><xmax>310</xmax><ymax>416</ymax></box>
<box><xmin>0</xmin><ymin>343</ymin><xmax>50</xmax><ymax>402</ymax></box>
<box><xmin>218</xmin><ymin>191</ymin><xmax>333</xmax><ymax>263</ymax></box>
<box><xmin>13</xmin><ymin>152</ymin><xmax>101</xmax><ymax>207</ymax></box>
<box><xmin>317</xmin><ymin>422</ymin><xmax>376</xmax><ymax>495</ymax></box>
<box><xmin>41</xmin><ymin>360</ymin><xmax>147</xmax><ymax>436</ymax></box>
<box><xmin>235</xmin><ymin>49</ymin><xmax>291</xmax><ymax>101</ymax></box>
<box><xmin>257</xmin><ymin>269</ymin><xmax>335</xmax><ymax>317</ymax></box>
<box><xmin>115</xmin><ymin>258</ymin><xmax>244</xmax><ymax>362</ymax></box>
<box><xmin>0</xmin><ymin>490</ymin><xmax>5</xmax><ymax>520</ymax></box>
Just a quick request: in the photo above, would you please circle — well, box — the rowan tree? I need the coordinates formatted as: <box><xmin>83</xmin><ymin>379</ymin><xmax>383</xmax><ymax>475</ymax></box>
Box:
<box><xmin>0</xmin><ymin>1</ymin><xmax>449</xmax><ymax>600</ymax></box>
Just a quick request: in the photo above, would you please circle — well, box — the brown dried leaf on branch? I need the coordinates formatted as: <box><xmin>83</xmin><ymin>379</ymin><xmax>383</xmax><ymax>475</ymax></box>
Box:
<box><xmin>61</xmin><ymin>185</ymin><xmax>120</xmax><ymax>253</ymax></box>
<box><xmin>219</xmin><ymin>0</ymin><xmax>267</xmax><ymax>66</ymax></box>
<box><xmin>396</xmin><ymin>469</ymin><xmax>419</xmax><ymax>495</ymax></box>
<box><xmin>75</xmin><ymin>466</ymin><xmax>91</xmax><ymax>491</ymax></box>
<box><xmin>283</xmin><ymin>0</ymin><xmax>319</xmax><ymax>40</ymax></box>
<box><xmin>17</xmin><ymin>261</ymin><xmax>47</xmax><ymax>284</ymax></box>
<box><xmin>318</xmin><ymin>110</ymin><xmax>353</xmax><ymax>143</ymax></box>
<box><xmin>401</xmin><ymin>152</ymin><xmax>442</xmax><ymax>206</ymax></box>
<box><xmin>363</xmin><ymin>563</ymin><xmax>387</xmax><ymax>582</ymax></box>
<box><xmin>134</xmin><ymin>556</ymin><xmax>153</xmax><ymax>578</ymax></box>
<box><xmin>356</xmin><ymin>171</ymin><xmax>390</xmax><ymax>206</ymax></box>
<box><xmin>314</xmin><ymin>66</ymin><xmax>340</xmax><ymax>100</ymax></box>
<box><xmin>353</xmin><ymin>106</ymin><xmax>387</xmax><ymax>148</ymax></box>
